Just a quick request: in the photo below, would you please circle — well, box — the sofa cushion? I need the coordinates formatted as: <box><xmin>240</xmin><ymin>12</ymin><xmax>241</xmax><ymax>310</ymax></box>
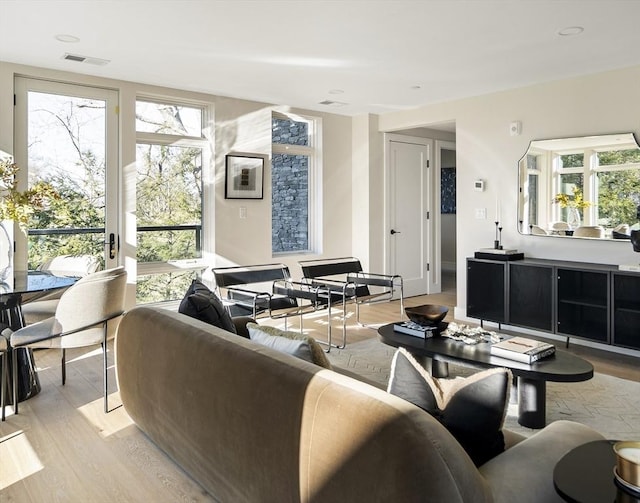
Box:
<box><xmin>247</xmin><ymin>323</ymin><xmax>332</xmax><ymax>369</ymax></box>
<box><xmin>387</xmin><ymin>348</ymin><xmax>510</xmax><ymax>466</ymax></box>
<box><xmin>179</xmin><ymin>279</ymin><xmax>237</xmax><ymax>334</ymax></box>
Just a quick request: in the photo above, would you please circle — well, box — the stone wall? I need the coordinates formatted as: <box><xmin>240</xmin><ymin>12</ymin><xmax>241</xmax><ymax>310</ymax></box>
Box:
<box><xmin>272</xmin><ymin>118</ymin><xmax>309</xmax><ymax>253</ymax></box>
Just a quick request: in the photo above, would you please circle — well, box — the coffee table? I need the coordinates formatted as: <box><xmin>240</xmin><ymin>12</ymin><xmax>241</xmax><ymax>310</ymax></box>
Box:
<box><xmin>378</xmin><ymin>323</ymin><xmax>594</xmax><ymax>428</ymax></box>
<box><xmin>554</xmin><ymin>440</ymin><xmax>640</xmax><ymax>503</ymax></box>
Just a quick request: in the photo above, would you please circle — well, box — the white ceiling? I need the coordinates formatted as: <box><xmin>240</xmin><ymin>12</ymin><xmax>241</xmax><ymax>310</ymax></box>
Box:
<box><xmin>1</xmin><ymin>0</ymin><xmax>640</xmax><ymax>117</ymax></box>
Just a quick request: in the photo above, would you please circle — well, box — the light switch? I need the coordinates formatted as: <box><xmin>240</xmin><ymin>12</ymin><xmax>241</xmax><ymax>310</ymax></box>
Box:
<box><xmin>239</xmin><ymin>207</ymin><xmax>247</xmax><ymax>219</ymax></box>
<box><xmin>475</xmin><ymin>208</ymin><xmax>487</xmax><ymax>219</ymax></box>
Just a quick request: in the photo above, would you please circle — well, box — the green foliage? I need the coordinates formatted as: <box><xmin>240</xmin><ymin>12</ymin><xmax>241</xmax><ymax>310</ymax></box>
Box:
<box><xmin>597</xmin><ymin>170</ymin><xmax>640</xmax><ymax>226</ymax></box>
<box><xmin>26</xmin><ymin>99</ymin><xmax>204</xmax><ymax>303</ymax></box>
<box><xmin>0</xmin><ymin>158</ymin><xmax>60</xmax><ymax>229</ymax></box>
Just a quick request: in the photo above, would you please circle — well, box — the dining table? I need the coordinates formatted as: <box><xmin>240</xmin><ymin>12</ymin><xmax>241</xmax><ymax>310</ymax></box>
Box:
<box><xmin>1</xmin><ymin>270</ymin><xmax>79</xmax><ymax>402</ymax></box>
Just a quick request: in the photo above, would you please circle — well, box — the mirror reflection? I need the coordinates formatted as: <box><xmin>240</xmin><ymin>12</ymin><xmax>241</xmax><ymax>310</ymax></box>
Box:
<box><xmin>518</xmin><ymin>133</ymin><xmax>640</xmax><ymax>240</ymax></box>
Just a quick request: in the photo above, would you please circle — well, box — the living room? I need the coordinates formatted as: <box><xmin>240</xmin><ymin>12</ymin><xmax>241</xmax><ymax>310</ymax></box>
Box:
<box><xmin>1</xmin><ymin>1</ymin><xmax>640</xmax><ymax>501</ymax></box>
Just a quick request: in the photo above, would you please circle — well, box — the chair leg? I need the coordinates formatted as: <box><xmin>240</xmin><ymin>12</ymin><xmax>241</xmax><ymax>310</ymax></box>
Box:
<box><xmin>1</xmin><ymin>350</ymin><xmax>6</xmax><ymax>421</ymax></box>
<box><xmin>103</xmin><ymin>325</ymin><xmax>108</xmax><ymax>413</ymax></box>
<box><xmin>12</xmin><ymin>347</ymin><xmax>18</xmax><ymax>415</ymax></box>
<box><xmin>61</xmin><ymin>348</ymin><xmax>66</xmax><ymax>385</ymax></box>
<box><xmin>566</xmin><ymin>336</ymin><xmax>570</xmax><ymax>348</ymax></box>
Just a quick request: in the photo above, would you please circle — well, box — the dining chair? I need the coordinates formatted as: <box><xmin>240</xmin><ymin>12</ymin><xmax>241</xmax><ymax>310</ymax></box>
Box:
<box><xmin>9</xmin><ymin>266</ymin><xmax>126</xmax><ymax>415</ymax></box>
<box><xmin>21</xmin><ymin>254</ymin><xmax>102</xmax><ymax>325</ymax></box>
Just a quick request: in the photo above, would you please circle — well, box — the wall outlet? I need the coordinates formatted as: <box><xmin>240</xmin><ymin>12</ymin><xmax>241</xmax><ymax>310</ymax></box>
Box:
<box><xmin>475</xmin><ymin>208</ymin><xmax>487</xmax><ymax>219</ymax></box>
<box><xmin>239</xmin><ymin>207</ymin><xmax>247</xmax><ymax>219</ymax></box>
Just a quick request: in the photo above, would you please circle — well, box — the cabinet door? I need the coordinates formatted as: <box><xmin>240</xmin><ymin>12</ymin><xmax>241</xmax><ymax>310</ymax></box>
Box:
<box><xmin>612</xmin><ymin>273</ymin><xmax>640</xmax><ymax>350</ymax></box>
<box><xmin>509</xmin><ymin>263</ymin><xmax>553</xmax><ymax>331</ymax></box>
<box><xmin>556</xmin><ymin>268</ymin><xmax>609</xmax><ymax>342</ymax></box>
<box><xmin>467</xmin><ymin>259</ymin><xmax>506</xmax><ymax>323</ymax></box>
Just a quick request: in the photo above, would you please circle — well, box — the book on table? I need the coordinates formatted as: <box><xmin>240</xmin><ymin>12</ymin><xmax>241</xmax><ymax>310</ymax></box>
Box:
<box><xmin>393</xmin><ymin>321</ymin><xmax>439</xmax><ymax>339</ymax></box>
<box><xmin>490</xmin><ymin>336</ymin><xmax>555</xmax><ymax>363</ymax></box>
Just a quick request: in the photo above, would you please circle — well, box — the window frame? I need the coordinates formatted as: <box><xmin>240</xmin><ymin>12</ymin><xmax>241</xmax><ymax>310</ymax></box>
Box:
<box><xmin>551</xmin><ymin>145</ymin><xmax>640</xmax><ymax>227</ymax></box>
<box><xmin>135</xmin><ymin>96</ymin><xmax>211</xmax><ymax>279</ymax></box>
<box><xmin>271</xmin><ymin>112</ymin><xmax>322</xmax><ymax>255</ymax></box>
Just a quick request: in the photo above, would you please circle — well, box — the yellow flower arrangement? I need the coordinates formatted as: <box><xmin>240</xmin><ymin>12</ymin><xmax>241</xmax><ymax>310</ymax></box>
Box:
<box><xmin>0</xmin><ymin>157</ymin><xmax>59</xmax><ymax>229</ymax></box>
<box><xmin>552</xmin><ymin>187</ymin><xmax>591</xmax><ymax>210</ymax></box>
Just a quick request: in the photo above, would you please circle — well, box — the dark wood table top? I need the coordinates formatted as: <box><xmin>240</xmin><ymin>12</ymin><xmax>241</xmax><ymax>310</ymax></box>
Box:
<box><xmin>554</xmin><ymin>440</ymin><xmax>640</xmax><ymax>503</ymax></box>
<box><xmin>378</xmin><ymin>323</ymin><xmax>594</xmax><ymax>383</ymax></box>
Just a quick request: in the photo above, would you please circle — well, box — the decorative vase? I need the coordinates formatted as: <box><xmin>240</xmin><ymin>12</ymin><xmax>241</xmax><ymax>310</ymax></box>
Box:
<box><xmin>567</xmin><ymin>207</ymin><xmax>581</xmax><ymax>229</ymax></box>
<box><xmin>0</xmin><ymin>220</ymin><xmax>13</xmax><ymax>282</ymax></box>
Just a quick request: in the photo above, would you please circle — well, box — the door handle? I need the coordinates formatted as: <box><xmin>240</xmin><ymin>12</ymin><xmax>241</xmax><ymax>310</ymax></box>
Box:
<box><xmin>108</xmin><ymin>233</ymin><xmax>116</xmax><ymax>259</ymax></box>
<box><xmin>390</xmin><ymin>229</ymin><xmax>401</xmax><ymax>235</ymax></box>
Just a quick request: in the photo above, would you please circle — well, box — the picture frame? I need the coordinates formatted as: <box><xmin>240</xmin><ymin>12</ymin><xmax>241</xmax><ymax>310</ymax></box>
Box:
<box><xmin>225</xmin><ymin>154</ymin><xmax>264</xmax><ymax>199</ymax></box>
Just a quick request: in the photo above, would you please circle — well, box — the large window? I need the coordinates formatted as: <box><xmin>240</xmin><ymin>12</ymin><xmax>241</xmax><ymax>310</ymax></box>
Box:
<box><xmin>271</xmin><ymin>114</ymin><xmax>320</xmax><ymax>254</ymax></box>
<box><xmin>135</xmin><ymin>99</ymin><xmax>208</xmax><ymax>303</ymax></box>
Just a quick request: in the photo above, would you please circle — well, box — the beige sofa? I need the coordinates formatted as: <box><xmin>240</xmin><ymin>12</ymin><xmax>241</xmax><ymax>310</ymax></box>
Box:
<box><xmin>116</xmin><ymin>306</ymin><xmax>604</xmax><ymax>503</ymax></box>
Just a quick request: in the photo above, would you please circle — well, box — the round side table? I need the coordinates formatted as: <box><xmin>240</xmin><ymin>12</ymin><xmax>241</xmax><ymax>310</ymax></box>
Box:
<box><xmin>554</xmin><ymin>440</ymin><xmax>640</xmax><ymax>503</ymax></box>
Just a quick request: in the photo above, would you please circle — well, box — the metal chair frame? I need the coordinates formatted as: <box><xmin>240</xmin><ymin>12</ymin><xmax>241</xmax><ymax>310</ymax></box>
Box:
<box><xmin>212</xmin><ymin>263</ymin><xmax>321</xmax><ymax>332</ymax></box>
<box><xmin>299</xmin><ymin>257</ymin><xmax>404</xmax><ymax>351</ymax></box>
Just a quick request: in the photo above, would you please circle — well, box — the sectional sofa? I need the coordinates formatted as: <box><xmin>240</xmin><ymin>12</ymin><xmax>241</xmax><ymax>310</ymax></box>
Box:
<box><xmin>115</xmin><ymin>306</ymin><xmax>604</xmax><ymax>502</ymax></box>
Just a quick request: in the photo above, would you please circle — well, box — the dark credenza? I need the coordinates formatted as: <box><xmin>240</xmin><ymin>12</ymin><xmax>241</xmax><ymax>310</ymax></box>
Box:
<box><xmin>467</xmin><ymin>257</ymin><xmax>640</xmax><ymax>351</ymax></box>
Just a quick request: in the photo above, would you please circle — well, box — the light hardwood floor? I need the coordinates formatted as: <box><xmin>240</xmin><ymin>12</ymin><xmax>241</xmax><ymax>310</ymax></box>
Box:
<box><xmin>1</xmin><ymin>274</ymin><xmax>638</xmax><ymax>501</ymax></box>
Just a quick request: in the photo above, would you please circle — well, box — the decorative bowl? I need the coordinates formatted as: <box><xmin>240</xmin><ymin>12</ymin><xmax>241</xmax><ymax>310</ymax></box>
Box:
<box><xmin>404</xmin><ymin>305</ymin><xmax>449</xmax><ymax>326</ymax></box>
<box><xmin>614</xmin><ymin>441</ymin><xmax>640</xmax><ymax>489</ymax></box>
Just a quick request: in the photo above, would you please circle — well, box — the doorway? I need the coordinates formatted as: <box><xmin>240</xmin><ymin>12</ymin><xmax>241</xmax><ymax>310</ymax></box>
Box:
<box><xmin>437</xmin><ymin>140</ymin><xmax>457</xmax><ymax>295</ymax></box>
<box><xmin>13</xmin><ymin>77</ymin><xmax>119</xmax><ymax>271</ymax></box>
<box><xmin>386</xmin><ymin>134</ymin><xmax>435</xmax><ymax>297</ymax></box>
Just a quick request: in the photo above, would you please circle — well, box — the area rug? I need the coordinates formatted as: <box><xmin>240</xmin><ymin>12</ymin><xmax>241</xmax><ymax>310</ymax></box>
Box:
<box><xmin>325</xmin><ymin>337</ymin><xmax>640</xmax><ymax>440</ymax></box>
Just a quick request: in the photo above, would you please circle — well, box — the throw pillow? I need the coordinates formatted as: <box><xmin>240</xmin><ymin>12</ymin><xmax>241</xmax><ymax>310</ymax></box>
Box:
<box><xmin>387</xmin><ymin>348</ymin><xmax>510</xmax><ymax>466</ymax></box>
<box><xmin>178</xmin><ymin>279</ymin><xmax>237</xmax><ymax>334</ymax></box>
<box><xmin>246</xmin><ymin>323</ymin><xmax>332</xmax><ymax>370</ymax></box>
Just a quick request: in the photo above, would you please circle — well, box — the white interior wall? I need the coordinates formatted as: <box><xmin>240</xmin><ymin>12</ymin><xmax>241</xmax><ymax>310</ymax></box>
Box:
<box><xmin>378</xmin><ymin>64</ymin><xmax>640</xmax><ymax>320</ymax></box>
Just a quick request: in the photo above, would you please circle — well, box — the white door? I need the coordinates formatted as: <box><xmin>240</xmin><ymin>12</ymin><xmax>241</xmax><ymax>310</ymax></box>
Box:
<box><xmin>387</xmin><ymin>137</ymin><xmax>434</xmax><ymax>297</ymax></box>
<box><xmin>13</xmin><ymin>78</ymin><xmax>119</xmax><ymax>271</ymax></box>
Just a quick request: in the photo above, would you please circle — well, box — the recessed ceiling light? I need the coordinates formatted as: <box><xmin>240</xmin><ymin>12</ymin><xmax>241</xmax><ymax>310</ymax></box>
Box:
<box><xmin>55</xmin><ymin>34</ymin><xmax>80</xmax><ymax>43</ymax></box>
<box><xmin>558</xmin><ymin>26</ymin><xmax>584</xmax><ymax>36</ymax></box>
<box><xmin>328</xmin><ymin>89</ymin><xmax>344</xmax><ymax>95</ymax></box>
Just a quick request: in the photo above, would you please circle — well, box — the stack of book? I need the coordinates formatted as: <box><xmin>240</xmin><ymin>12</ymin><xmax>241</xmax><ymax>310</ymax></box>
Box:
<box><xmin>393</xmin><ymin>321</ymin><xmax>439</xmax><ymax>339</ymax></box>
<box><xmin>474</xmin><ymin>248</ymin><xmax>524</xmax><ymax>261</ymax></box>
<box><xmin>490</xmin><ymin>336</ymin><xmax>555</xmax><ymax>363</ymax></box>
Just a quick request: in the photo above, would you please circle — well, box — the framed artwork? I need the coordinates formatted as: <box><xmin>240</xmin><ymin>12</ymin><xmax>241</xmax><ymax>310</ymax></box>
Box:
<box><xmin>225</xmin><ymin>154</ymin><xmax>264</xmax><ymax>199</ymax></box>
<box><xmin>441</xmin><ymin>167</ymin><xmax>456</xmax><ymax>214</ymax></box>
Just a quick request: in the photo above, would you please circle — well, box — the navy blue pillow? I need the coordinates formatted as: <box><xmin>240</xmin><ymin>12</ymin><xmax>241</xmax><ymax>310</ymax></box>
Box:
<box><xmin>178</xmin><ymin>279</ymin><xmax>237</xmax><ymax>334</ymax></box>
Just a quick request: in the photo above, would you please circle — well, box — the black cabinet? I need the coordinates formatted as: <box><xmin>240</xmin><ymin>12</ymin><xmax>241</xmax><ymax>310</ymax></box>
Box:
<box><xmin>612</xmin><ymin>272</ymin><xmax>640</xmax><ymax>350</ymax></box>
<box><xmin>466</xmin><ymin>259</ymin><xmax>505</xmax><ymax>323</ymax></box>
<box><xmin>467</xmin><ymin>257</ymin><xmax>638</xmax><ymax>351</ymax></box>
<box><xmin>556</xmin><ymin>268</ymin><xmax>609</xmax><ymax>343</ymax></box>
<box><xmin>509</xmin><ymin>263</ymin><xmax>553</xmax><ymax>332</ymax></box>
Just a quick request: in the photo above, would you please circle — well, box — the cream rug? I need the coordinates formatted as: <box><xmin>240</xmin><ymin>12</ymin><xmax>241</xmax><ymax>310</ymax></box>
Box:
<box><xmin>325</xmin><ymin>336</ymin><xmax>640</xmax><ymax>440</ymax></box>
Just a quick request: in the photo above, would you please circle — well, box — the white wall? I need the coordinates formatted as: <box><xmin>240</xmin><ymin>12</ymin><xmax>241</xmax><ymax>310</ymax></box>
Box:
<box><xmin>213</xmin><ymin>98</ymin><xmax>353</xmax><ymax>276</ymax></box>
<box><xmin>377</xmin><ymin>65</ymin><xmax>640</xmax><ymax>320</ymax></box>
